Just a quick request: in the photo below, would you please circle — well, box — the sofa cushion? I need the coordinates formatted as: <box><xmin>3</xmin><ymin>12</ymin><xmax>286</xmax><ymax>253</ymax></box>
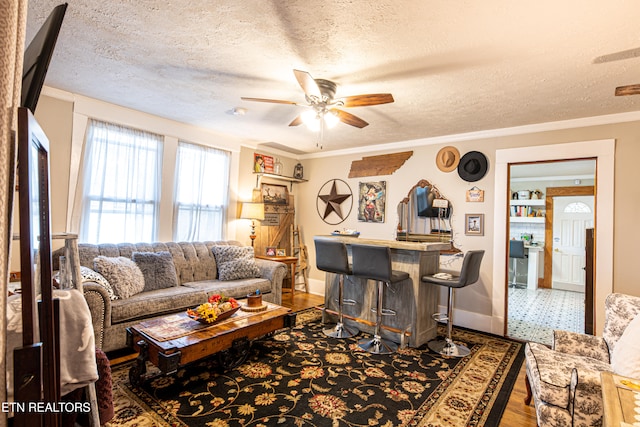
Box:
<box><xmin>110</xmin><ymin>286</ymin><xmax>207</xmax><ymax>324</ymax></box>
<box><xmin>211</xmin><ymin>246</ymin><xmax>261</xmax><ymax>281</ymax></box>
<box><xmin>93</xmin><ymin>256</ymin><xmax>145</xmax><ymax>299</ymax></box>
<box><xmin>132</xmin><ymin>251</ymin><xmax>179</xmax><ymax>292</ymax></box>
<box><xmin>611</xmin><ymin>313</ymin><xmax>640</xmax><ymax>378</ymax></box>
<box><xmin>552</xmin><ymin>330</ymin><xmax>610</xmax><ymax>362</ymax></box>
<box><xmin>168</xmin><ymin>242</ymin><xmax>219</xmax><ymax>285</ymax></box>
<box><xmin>182</xmin><ymin>277</ymin><xmax>272</xmax><ymax>300</ymax></box>
<box><xmin>525</xmin><ymin>342</ymin><xmax>610</xmax><ymax>408</ymax></box>
<box><xmin>602</xmin><ymin>293</ymin><xmax>640</xmax><ymax>353</ymax></box>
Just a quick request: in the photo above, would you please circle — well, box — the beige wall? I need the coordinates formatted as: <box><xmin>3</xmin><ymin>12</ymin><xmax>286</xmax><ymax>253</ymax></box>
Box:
<box><xmin>236</xmin><ymin>147</ymin><xmax>300</xmax><ymax>247</ymax></box>
<box><xmin>22</xmin><ymin>89</ymin><xmax>640</xmax><ymax>335</ymax></box>
<box><xmin>284</xmin><ymin>121</ymin><xmax>640</xmax><ymax>332</ymax></box>
<box><xmin>36</xmin><ymin>96</ymin><xmax>73</xmax><ymax>232</ymax></box>
<box><xmin>10</xmin><ymin>91</ymin><xmax>247</xmax><ymax>269</ymax></box>
<box><xmin>10</xmin><ymin>96</ymin><xmax>73</xmax><ymax>271</ymax></box>
<box><xmin>12</xmin><ymin>92</ymin><xmax>302</xmax><ymax>264</ymax></box>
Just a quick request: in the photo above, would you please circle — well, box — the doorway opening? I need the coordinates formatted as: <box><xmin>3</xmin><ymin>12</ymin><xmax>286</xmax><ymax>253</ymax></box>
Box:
<box><xmin>506</xmin><ymin>159</ymin><xmax>596</xmax><ymax>345</ymax></box>
<box><xmin>492</xmin><ymin>139</ymin><xmax>614</xmax><ymax>341</ymax></box>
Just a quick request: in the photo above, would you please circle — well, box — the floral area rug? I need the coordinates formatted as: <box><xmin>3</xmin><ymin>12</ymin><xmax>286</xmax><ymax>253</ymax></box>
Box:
<box><xmin>106</xmin><ymin>312</ymin><xmax>523</xmax><ymax>427</ymax></box>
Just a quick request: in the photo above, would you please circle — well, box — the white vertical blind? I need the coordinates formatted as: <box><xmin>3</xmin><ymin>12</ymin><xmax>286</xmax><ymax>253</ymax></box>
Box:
<box><xmin>79</xmin><ymin>119</ymin><xmax>162</xmax><ymax>243</ymax></box>
<box><xmin>173</xmin><ymin>141</ymin><xmax>230</xmax><ymax>241</ymax></box>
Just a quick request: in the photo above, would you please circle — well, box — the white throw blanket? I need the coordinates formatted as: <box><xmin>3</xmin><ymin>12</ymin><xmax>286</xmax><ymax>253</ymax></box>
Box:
<box><xmin>6</xmin><ymin>289</ymin><xmax>98</xmax><ymax>398</ymax></box>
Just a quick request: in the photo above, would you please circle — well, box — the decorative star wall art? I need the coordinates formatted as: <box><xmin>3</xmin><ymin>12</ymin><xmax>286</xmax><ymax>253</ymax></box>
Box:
<box><xmin>316</xmin><ymin>179</ymin><xmax>353</xmax><ymax>225</ymax></box>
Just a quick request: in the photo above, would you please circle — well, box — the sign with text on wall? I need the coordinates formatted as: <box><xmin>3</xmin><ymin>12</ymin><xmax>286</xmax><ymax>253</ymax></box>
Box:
<box><xmin>262</xmin><ymin>213</ymin><xmax>280</xmax><ymax>226</ymax></box>
<box><xmin>466</xmin><ymin>186</ymin><xmax>485</xmax><ymax>202</ymax></box>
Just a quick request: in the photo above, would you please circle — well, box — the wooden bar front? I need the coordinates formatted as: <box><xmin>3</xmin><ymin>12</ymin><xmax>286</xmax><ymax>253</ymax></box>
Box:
<box><xmin>315</xmin><ymin>235</ymin><xmax>450</xmax><ymax>347</ymax></box>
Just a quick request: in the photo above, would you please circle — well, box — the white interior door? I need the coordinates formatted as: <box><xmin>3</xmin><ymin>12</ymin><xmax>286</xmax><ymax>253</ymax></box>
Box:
<box><xmin>552</xmin><ymin>196</ymin><xmax>594</xmax><ymax>292</ymax></box>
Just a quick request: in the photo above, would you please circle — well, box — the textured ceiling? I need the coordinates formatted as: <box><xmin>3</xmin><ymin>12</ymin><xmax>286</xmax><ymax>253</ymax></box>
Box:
<box><xmin>26</xmin><ymin>0</ymin><xmax>640</xmax><ymax>154</ymax></box>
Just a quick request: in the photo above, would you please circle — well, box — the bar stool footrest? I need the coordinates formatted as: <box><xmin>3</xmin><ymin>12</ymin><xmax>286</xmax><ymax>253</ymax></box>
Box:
<box><xmin>431</xmin><ymin>312</ymin><xmax>449</xmax><ymax>323</ymax></box>
<box><xmin>370</xmin><ymin>307</ymin><xmax>397</xmax><ymax>316</ymax></box>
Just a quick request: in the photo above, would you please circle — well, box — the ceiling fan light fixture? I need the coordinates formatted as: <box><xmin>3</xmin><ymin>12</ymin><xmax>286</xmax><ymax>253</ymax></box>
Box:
<box><xmin>242</xmin><ymin>69</ymin><xmax>393</xmax><ymax>135</ymax></box>
<box><xmin>301</xmin><ymin>109</ymin><xmax>320</xmax><ymax>131</ymax></box>
<box><xmin>324</xmin><ymin>110</ymin><xmax>339</xmax><ymax>128</ymax></box>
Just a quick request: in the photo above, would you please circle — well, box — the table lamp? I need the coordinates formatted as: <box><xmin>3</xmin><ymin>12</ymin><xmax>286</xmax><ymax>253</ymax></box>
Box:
<box><xmin>240</xmin><ymin>202</ymin><xmax>265</xmax><ymax>246</ymax></box>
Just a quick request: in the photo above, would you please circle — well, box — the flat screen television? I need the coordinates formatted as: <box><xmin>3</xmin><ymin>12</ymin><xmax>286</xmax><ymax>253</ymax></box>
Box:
<box><xmin>21</xmin><ymin>3</ymin><xmax>67</xmax><ymax>112</ymax></box>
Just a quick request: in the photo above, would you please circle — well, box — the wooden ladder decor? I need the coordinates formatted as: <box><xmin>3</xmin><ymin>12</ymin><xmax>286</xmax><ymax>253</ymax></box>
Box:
<box><xmin>290</xmin><ymin>225</ymin><xmax>309</xmax><ymax>293</ymax></box>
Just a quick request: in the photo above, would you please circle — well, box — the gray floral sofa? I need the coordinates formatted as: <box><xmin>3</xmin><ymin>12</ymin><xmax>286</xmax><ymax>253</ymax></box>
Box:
<box><xmin>525</xmin><ymin>293</ymin><xmax>640</xmax><ymax>427</ymax></box>
<box><xmin>53</xmin><ymin>240</ymin><xmax>287</xmax><ymax>352</ymax></box>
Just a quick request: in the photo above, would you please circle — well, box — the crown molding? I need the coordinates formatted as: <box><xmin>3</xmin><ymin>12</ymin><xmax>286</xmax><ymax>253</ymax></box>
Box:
<box><xmin>41</xmin><ymin>85</ymin><xmax>640</xmax><ymax>160</ymax></box>
<box><xmin>298</xmin><ymin>110</ymin><xmax>640</xmax><ymax>159</ymax></box>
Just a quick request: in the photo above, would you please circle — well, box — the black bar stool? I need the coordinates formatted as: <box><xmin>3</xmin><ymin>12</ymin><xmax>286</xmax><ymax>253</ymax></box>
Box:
<box><xmin>314</xmin><ymin>238</ymin><xmax>358</xmax><ymax>338</ymax></box>
<box><xmin>509</xmin><ymin>240</ymin><xmax>526</xmax><ymax>288</ymax></box>
<box><xmin>351</xmin><ymin>244</ymin><xmax>409</xmax><ymax>354</ymax></box>
<box><xmin>421</xmin><ymin>250</ymin><xmax>484</xmax><ymax>357</ymax></box>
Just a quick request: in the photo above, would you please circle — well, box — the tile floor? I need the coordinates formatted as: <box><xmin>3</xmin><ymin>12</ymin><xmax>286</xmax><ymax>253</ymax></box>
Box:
<box><xmin>507</xmin><ymin>287</ymin><xmax>585</xmax><ymax>346</ymax></box>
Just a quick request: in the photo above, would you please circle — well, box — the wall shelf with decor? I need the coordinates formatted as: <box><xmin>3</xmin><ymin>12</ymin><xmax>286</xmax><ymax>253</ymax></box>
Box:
<box><xmin>509</xmin><ymin>199</ymin><xmax>545</xmax><ymax>223</ymax></box>
<box><xmin>510</xmin><ymin>216</ymin><xmax>545</xmax><ymax>223</ymax></box>
<box><xmin>253</xmin><ymin>172</ymin><xmax>308</xmax><ymax>190</ymax></box>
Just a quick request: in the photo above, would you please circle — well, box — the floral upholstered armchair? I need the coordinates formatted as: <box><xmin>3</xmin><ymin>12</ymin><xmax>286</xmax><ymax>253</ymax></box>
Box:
<box><xmin>525</xmin><ymin>293</ymin><xmax>640</xmax><ymax>427</ymax></box>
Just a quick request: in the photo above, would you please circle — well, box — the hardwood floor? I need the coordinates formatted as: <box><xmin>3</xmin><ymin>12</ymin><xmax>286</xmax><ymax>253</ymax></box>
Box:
<box><xmin>281</xmin><ymin>290</ymin><xmax>324</xmax><ymax>311</ymax></box>
<box><xmin>109</xmin><ymin>291</ymin><xmax>538</xmax><ymax>426</ymax></box>
<box><xmin>500</xmin><ymin>364</ymin><xmax>537</xmax><ymax>426</ymax></box>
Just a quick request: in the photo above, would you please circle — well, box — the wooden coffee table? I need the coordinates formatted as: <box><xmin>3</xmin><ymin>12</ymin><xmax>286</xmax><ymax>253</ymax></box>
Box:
<box><xmin>126</xmin><ymin>302</ymin><xmax>294</xmax><ymax>386</ymax></box>
<box><xmin>601</xmin><ymin>371</ymin><xmax>640</xmax><ymax>427</ymax></box>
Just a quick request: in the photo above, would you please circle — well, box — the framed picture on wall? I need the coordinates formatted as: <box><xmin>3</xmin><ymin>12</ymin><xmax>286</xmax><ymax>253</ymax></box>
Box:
<box><xmin>465</xmin><ymin>214</ymin><xmax>484</xmax><ymax>236</ymax></box>
<box><xmin>261</xmin><ymin>183</ymin><xmax>289</xmax><ymax>205</ymax></box>
<box><xmin>357</xmin><ymin>181</ymin><xmax>386</xmax><ymax>223</ymax></box>
<box><xmin>254</xmin><ymin>153</ymin><xmax>273</xmax><ymax>173</ymax></box>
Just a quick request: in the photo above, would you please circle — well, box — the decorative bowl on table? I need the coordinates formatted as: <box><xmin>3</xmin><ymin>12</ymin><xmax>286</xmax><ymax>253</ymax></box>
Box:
<box><xmin>187</xmin><ymin>294</ymin><xmax>240</xmax><ymax>324</ymax></box>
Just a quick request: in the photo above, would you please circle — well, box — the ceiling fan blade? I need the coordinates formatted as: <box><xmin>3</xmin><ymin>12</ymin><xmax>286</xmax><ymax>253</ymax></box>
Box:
<box><xmin>241</xmin><ymin>97</ymin><xmax>298</xmax><ymax>105</ymax></box>
<box><xmin>615</xmin><ymin>84</ymin><xmax>640</xmax><ymax>96</ymax></box>
<box><xmin>333</xmin><ymin>109</ymin><xmax>369</xmax><ymax>128</ymax></box>
<box><xmin>293</xmin><ymin>69</ymin><xmax>322</xmax><ymax>98</ymax></box>
<box><xmin>289</xmin><ymin>115</ymin><xmax>303</xmax><ymax>126</ymax></box>
<box><xmin>341</xmin><ymin>93</ymin><xmax>395</xmax><ymax>107</ymax></box>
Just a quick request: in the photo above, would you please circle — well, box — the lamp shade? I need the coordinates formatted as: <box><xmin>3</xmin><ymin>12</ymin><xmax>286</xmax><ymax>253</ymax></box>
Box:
<box><xmin>240</xmin><ymin>202</ymin><xmax>265</xmax><ymax>221</ymax></box>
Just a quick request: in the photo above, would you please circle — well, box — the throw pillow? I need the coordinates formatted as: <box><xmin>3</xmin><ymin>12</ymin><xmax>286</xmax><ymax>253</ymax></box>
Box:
<box><xmin>132</xmin><ymin>251</ymin><xmax>179</xmax><ymax>292</ymax></box>
<box><xmin>80</xmin><ymin>266</ymin><xmax>118</xmax><ymax>300</ymax></box>
<box><xmin>93</xmin><ymin>256</ymin><xmax>145</xmax><ymax>299</ymax></box>
<box><xmin>211</xmin><ymin>246</ymin><xmax>261</xmax><ymax>281</ymax></box>
<box><xmin>610</xmin><ymin>313</ymin><xmax>640</xmax><ymax>378</ymax></box>
<box><xmin>52</xmin><ymin>266</ymin><xmax>117</xmax><ymax>300</ymax></box>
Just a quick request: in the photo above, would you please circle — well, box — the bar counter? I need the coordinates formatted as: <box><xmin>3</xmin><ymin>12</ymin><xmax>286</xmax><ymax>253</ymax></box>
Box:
<box><xmin>314</xmin><ymin>235</ymin><xmax>450</xmax><ymax>347</ymax></box>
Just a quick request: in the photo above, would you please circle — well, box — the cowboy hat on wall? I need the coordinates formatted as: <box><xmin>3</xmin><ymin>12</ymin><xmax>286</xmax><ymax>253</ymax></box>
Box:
<box><xmin>457</xmin><ymin>151</ymin><xmax>489</xmax><ymax>182</ymax></box>
<box><xmin>435</xmin><ymin>146</ymin><xmax>460</xmax><ymax>173</ymax></box>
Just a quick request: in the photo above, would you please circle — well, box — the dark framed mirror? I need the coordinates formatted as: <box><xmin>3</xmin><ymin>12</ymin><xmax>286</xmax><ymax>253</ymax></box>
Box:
<box><xmin>17</xmin><ymin>107</ymin><xmax>60</xmax><ymax>419</ymax></box>
<box><xmin>396</xmin><ymin>179</ymin><xmax>459</xmax><ymax>252</ymax></box>
<box><xmin>18</xmin><ymin>107</ymin><xmax>55</xmax><ymax>343</ymax></box>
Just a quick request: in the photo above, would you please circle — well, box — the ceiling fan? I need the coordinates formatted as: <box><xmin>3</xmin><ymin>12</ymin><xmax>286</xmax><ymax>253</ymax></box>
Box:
<box><xmin>241</xmin><ymin>69</ymin><xmax>394</xmax><ymax>129</ymax></box>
